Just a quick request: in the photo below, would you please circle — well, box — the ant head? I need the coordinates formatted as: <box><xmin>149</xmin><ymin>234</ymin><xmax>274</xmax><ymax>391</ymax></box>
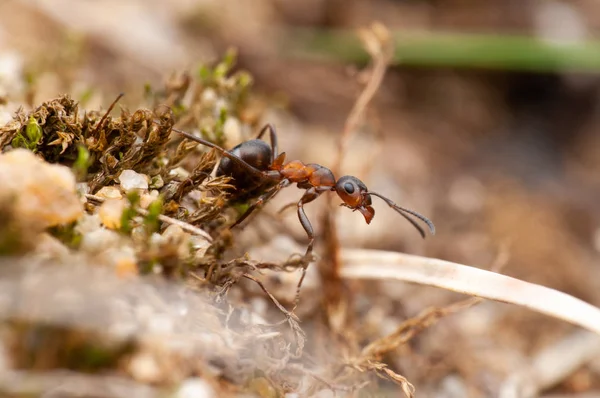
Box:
<box><xmin>335</xmin><ymin>175</ymin><xmax>375</xmax><ymax>224</ymax></box>
<box><xmin>335</xmin><ymin>175</ymin><xmax>436</xmax><ymax>238</ymax></box>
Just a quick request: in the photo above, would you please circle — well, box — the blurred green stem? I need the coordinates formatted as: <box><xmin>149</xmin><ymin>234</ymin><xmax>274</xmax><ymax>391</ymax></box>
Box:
<box><xmin>285</xmin><ymin>29</ymin><xmax>600</xmax><ymax>72</ymax></box>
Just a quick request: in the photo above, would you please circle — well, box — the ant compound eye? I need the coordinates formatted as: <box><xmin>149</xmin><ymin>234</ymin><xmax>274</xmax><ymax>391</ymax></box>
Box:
<box><xmin>344</xmin><ymin>182</ymin><xmax>355</xmax><ymax>194</ymax></box>
<box><xmin>336</xmin><ymin>175</ymin><xmax>369</xmax><ymax>208</ymax></box>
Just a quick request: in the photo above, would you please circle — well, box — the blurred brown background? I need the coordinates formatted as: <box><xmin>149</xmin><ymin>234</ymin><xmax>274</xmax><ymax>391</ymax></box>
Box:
<box><xmin>1</xmin><ymin>0</ymin><xmax>600</xmax><ymax>396</ymax></box>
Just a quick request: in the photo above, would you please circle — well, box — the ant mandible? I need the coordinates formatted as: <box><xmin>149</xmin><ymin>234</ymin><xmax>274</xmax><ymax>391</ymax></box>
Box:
<box><xmin>171</xmin><ymin>124</ymin><xmax>435</xmax><ymax>261</ymax></box>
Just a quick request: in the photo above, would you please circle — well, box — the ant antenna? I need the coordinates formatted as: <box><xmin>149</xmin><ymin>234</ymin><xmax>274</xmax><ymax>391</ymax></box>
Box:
<box><xmin>368</xmin><ymin>191</ymin><xmax>436</xmax><ymax>238</ymax></box>
<box><xmin>92</xmin><ymin>93</ymin><xmax>124</xmax><ymax>136</ymax></box>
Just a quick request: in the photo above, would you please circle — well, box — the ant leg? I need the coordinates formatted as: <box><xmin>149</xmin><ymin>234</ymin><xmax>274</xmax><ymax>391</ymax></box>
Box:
<box><xmin>296</xmin><ymin>188</ymin><xmax>322</xmax><ymax>259</ymax></box>
<box><xmin>230</xmin><ymin>179</ymin><xmax>291</xmax><ymax>229</ymax></box>
<box><xmin>256</xmin><ymin>123</ymin><xmax>278</xmax><ymax>163</ymax></box>
<box><xmin>290</xmin><ymin>187</ymin><xmax>322</xmax><ymax>312</ymax></box>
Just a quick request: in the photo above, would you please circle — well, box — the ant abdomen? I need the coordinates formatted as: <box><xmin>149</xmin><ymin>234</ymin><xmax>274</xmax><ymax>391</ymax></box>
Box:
<box><xmin>216</xmin><ymin>139</ymin><xmax>273</xmax><ymax>191</ymax></box>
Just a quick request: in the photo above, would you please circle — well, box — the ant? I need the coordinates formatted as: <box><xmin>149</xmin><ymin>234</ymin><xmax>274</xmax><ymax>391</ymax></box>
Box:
<box><xmin>170</xmin><ymin>124</ymin><xmax>435</xmax><ymax>262</ymax></box>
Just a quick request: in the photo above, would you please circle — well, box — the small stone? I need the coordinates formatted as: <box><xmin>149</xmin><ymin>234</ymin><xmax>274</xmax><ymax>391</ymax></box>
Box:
<box><xmin>128</xmin><ymin>352</ymin><xmax>162</xmax><ymax>384</ymax></box>
<box><xmin>0</xmin><ymin>149</ymin><xmax>82</xmax><ymax>229</ymax></box>
<box><xmin>176</xmin><ymin>378</ymin><xmax>215</xmax><ymax>398</ymax></box>
<box><xmin>118</xmin><ymin>169</ymin><xmax>149</xmax><ymax>191</ymax></box>
<box><xmin>111</xmin><ymin>247</ymin><xmax>138</xmax><ymax>277</ymax></box>
<box><xmin>223</xmin><ymin>117</ymin><xmax>242</xmax><ymax>147</ymax></box>
<box><xmin>96</xmin><ymin>186</ymin><xmax>123</xmax><ymax>200</ymax></box>
<box><xmin>149</xmin><ymin>175</ymin><xmax>164</xmax><ymax>189</ymax></box>
<box><xmin>190</xmin><ymin>236</ymin><xmax>211</xmax><ymax>259</ymax></box>
<box><xmin>139</xmin><ymin>190</ymin><xmax>160</xmax><ymax>209</ymax></box>
<box><xmin>200</xmin><ymin>88</ymin><xmax>217</xmax><ymax>106</ymax></box>
<box><xmin>214</xmin><ymin>98</ymin><xmax>229</xmax><ymax>117</ymax></box>
<box><xmin>75</xmin><ymin>213</ymin><xmax>102</xmax><ymax>235</ymax></box>
<box><xmin>80</xmin><ymin>228</ymin><xmax>120</xmax><ymax>253</ymax></box>
<box><xmin>97</xmin><ymin>199</ymin><xmax>126</xmax><ymax>230</ymax></box>
<box><xmin>169</xmin><ymin>167</ymin><xmax>190</xmax><ymax>179</ymax></box>
<box><xmin>76</xmin><ymin>182</ymin><xmax>90</xmax><ymax>196</ymax></box>
<box><xmin>162</xmin><ymin>224</ymin><xmax>191</xmax><ymax>258</ymax></box>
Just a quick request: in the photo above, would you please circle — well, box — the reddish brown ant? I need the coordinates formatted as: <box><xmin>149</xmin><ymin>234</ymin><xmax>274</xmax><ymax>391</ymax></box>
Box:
<box><xmin>170</xmin><ymin>124</ymin><xmax>435</xmax><ymax>260</ymax></box>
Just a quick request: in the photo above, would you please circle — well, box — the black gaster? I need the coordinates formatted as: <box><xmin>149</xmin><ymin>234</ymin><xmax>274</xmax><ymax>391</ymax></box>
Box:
<box><xmin>216</xmin><ymin>139</ymin><xmax>277</xmax><ymax>201</ymax></box>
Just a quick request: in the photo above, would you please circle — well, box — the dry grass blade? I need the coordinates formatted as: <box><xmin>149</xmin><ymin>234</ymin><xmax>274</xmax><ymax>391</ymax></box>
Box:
<box><xmin>499</xmin><ymin>330</ymin><xmax>600</xmax><ymax>397</ymax></box>
<box><xmin>332</xmin><ymin>21</ymin><xmax>393</xmax><ymax>174</ymax></box>
<box><xmin>340</xmin><ymin>249</ymin><xmax>600</xmax><ymax>335</ymax></box>
<box><xmin>345</xmin><ymin>297</ymin><xmax>479</xmax><ymax>398</ymax></box>
<box><xmin>85</xmin><ymin>194</ymin><xmax>213</xmax><ymax>242</ymax></box>
<box><xmin>348</xmin><ymin>360</ymin><xmax>415</xmax><ymax>398</ymax></box>
<box><xmin>361</xmin><ymin>297</ymin><xmax>481</xmax><ymax>359</ymax></box>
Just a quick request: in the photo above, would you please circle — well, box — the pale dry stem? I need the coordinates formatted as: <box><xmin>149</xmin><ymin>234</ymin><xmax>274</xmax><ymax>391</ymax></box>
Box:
<box><xmin>319</xmin><ymin>22</ymin><xmax>394</xmax><ymax>329</ymax></box>
<box><xmin>332</xmin><ymin>21</ymin><xmax>394</xmax><ymax>175</ymax></box>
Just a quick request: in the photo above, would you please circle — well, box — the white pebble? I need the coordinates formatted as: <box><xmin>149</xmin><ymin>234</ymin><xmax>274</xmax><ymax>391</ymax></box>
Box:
<box><xmin>96</xmin><ymin>186</ymin><xmax>123</xmax><ymax>200</ymax></box>
<box><xmin>98</xmin><ymin>199</ymin><xmax>126</xmax><ymax>230</ymax></box>
<box><xmin>223</xmin><ymin>117</ymin><xmax>242</xmax><ymax>147</ymax></box>
<box><xmin>80</xmin><ymin>228</ymin><xmax>120</xmax><ymax>253</ymax></box>
<box><xmin>139</xmin><ymin>190</ymin><xmax>159</xmax><ymax>209</ymax></box>
<box><xmin>200</xmin><ymin>88</ymin><xmax>217</xmax><ymax>106</ymax></box>
<box><xmin>0</xmin><ymin>149</ymin><xmax>82</xmax><ymax>229</ymax></box>
<box><xmin>118</xmin><ymin>169</ymin><xmax>149</xmax><ymax>191</ymax></box>
<box><xmin>176</xmin><ymin>378</ymin><xmax>215</xmax><ymax>398</ymax></box>
<box><xmin>75</xmin><ymin>214</ymin><xmax>102</xmax><ymax>235</ymax></box>
<box><xmin>128</xmin><ymin>352</ymin><xmax>162</xmax><ymax>383</ymax></box>
<box><xmin>150</xmin><ymin>175</ymin><xmax>164</xmax><ymax>189</ymax></box>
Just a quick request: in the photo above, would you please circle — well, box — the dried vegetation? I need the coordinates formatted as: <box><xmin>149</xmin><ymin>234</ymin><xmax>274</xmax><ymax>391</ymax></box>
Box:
<box><xmin>0</xmin><ymin>39</ymin><xmax>443</xmax><ymax>397</ymax></box>
<box><xmin>2</xmin><ymin>2</ymin><xmax>600</xmax><ymax>396</ymax></box>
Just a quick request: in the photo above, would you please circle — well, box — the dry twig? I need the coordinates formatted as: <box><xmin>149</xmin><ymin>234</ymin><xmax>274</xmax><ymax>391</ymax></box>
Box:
<box><xmin>317</xmin><ymin>22</ymin><xmax>394</xmax><ymax>336</ymax></box>
<box><xmin>499</xmin><ymin>330</ymin><xmax>600</xmax><ymax>398</ymax></box>
<box><xmin>242</xmin><ymin>273</ymin><xmax>306</xmax><ymax>356</ymax></box>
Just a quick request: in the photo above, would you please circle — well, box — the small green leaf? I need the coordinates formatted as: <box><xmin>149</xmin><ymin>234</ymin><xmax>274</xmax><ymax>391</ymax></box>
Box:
<box><xmin>198</xmin><ymin>65</ymin><xmax>212</xmax><ymax>81</ymax></box>
<box><xmin>172</xmin><ymin>103</ymin><xmax>187</xmax><ymax>117</ymax></box>
<box><xmin>233</xmin><ymin>202</ymin><xmax>250</xmax><ymax>215</ymax></box>
<box><xmin>222</xmin><ymin>48</ymin><xmax>238</xmax><ymax>70</ymax></box>
<box><xmin>143</xmin><ymin>82</ymin><xmax>153</xmax><ymax>98</ymax></box>
<box><xmin>236</xmin><ymin>71</ymin><xmax>254</xmax><ymax>89</ymax></box>
<box><xmin>126</xmin><ymin>190</ymin><xmax>141</xmax><ymax>207</ymax></box>
<box><xmin>119</xmin><ymin>191</ymin><xmax>141</xmax><ymax>235</ymax></box>
<box><xmin>73</xmin><ymin>145</ymin><xmax>91</xmax><ymax>180</ymax></box>
<box><xmin>11</xmin><ymin>133</ymin><xmax>27</xmax><ymax>149</ymax></box>
<box><xmin>25</xmin><ymin>116</ymin><xmax>42</xmax><ymax>145</ymax></box>
<box><xmin>79</xmin><ymin>88</ymin><xmax>95</xmax><ymax>106</ymax></box>
<box><xmin>144</xmin><ymin>196</ymin><xmax>163</xmax><ymax>234</ymax></box>
<box><xmin>213</xmin><ymin>63</ymin><xmax>228</xmax><ymax>79</ymax></box>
